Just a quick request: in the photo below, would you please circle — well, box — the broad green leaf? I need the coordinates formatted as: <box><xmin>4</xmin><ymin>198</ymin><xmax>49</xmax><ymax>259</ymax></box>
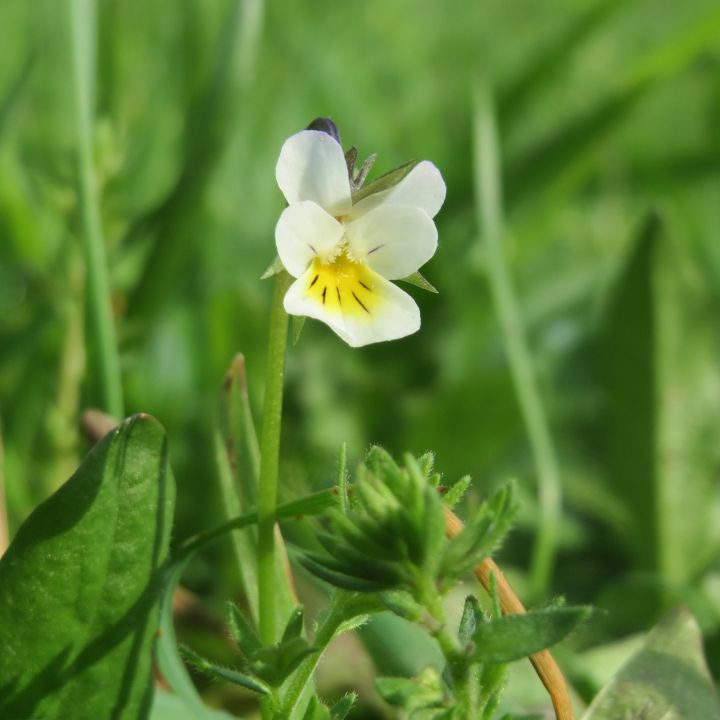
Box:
<box><xmin>582</xmin><ymin>607</ymin><xmax>720</xmax><ymax>720</ymax></box>
<box><xmin>0</xmin><ymin>414</ymin><xmax>175</xmax><ymax>720</ymax></box>
<box><xmin>471</xmin><ymin>606</ymin><xmax>591</xmax><ymax>664</ymax></box>
<box><xmin>601</xmin><ymin>217</ymin><xmax>720</xmax><ymax>581</ymax></box>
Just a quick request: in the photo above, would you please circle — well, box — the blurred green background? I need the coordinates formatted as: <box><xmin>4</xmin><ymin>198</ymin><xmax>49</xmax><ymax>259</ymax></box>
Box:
<box><xmin>1</xmin><ymin>0</ymin><xmax>720</xmax><ymax>715</ymax></box>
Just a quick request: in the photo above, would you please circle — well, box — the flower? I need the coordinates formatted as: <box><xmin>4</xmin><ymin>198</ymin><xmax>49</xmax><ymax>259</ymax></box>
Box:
<box><xmin>274</xmin><ymin>129</ymin><xmax>446</xmax><ymax>347</ymax></box>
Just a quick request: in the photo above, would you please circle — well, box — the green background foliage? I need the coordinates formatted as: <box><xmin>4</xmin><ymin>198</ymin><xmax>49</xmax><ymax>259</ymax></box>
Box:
<box><xmin>1</xmin><ymin>0</ymin><xmax>719</xmax><ymax>716</ymax></box>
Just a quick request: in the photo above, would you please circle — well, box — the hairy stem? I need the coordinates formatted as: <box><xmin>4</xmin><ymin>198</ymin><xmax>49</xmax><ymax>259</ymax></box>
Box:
<box><xmin>257</xmin><ymin>272</ymin><xmax>292</xmax><ymax>645</ymax></box>
<box><xmin>415</xmin><ymin>573</ymin><xmax>476</xmax><ymax>717</ymax></box>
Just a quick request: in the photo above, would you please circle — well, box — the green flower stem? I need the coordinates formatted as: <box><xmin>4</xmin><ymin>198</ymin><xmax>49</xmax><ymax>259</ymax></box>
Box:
<box><xmin>415</xmin><ymin>574</ymin><xmax>476</xmax><ymax>717</ymax></box>
<box><xmin>257</xmin><ymin>271</ymin><xmax>292</xmax><ymax>645</ymax></box>
<box><xmin>473</xmin><ymin>82</ymin><xmax>561</xmax><ymax>599</ymax></box>
<box><xmin>68</xmin><ymin>0</ymin><xmax>124</xmax><ymax>418</ymax></box>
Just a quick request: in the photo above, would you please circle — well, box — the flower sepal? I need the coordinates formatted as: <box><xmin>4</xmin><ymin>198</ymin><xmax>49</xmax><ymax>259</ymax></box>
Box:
<box><xmin>351</xmin><ymin>158</ymin><xmax>420</xmax><ymax>204</ymax></box>
<box><xmin>400</xmin><ymin>271</ymin><xmax>438</xmax><ymax>294</ymax></box>
<box><xmin>260</xmin><ymin>254</ymin><xmax>286</xmax><ymax>280</ymax></box>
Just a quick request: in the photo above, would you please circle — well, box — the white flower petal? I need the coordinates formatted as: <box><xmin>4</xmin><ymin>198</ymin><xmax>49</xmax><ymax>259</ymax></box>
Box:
<box><xmin>345</xmin><ymin>205</ymin><xmax>438</xmax><ymax>280</ymax></box>
<box><xmin>275</xmin><ymin>201</ymin><xmax>345</xmax><ymax>277</ymax></box>
<box><xmin>351</xmin><ymin>160</ymin><xmax>446</xmax><ymax>218</ymax></box>
<box><xmin>275</xmin><ymin>130</ymin><xmax>352</xmax><ymax>215</ymax></box>
<box><xmin>283</xmin><ymin>263</ymin><xmax>420</xmax><ymax>347</ymax></box>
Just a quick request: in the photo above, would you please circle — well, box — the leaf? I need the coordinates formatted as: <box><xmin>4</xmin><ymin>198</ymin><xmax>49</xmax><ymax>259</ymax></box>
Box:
<box><xmin>227</xmin><ymin>602</ymin><xmax>263</xmax><ymax>656</ymax></box>
<box><xmin>329</xmin><ymin>693</ymin><xmax>357</xmax><ymax>720</ymax></box>
<box><xmin>156</xmin><ymin>558</ymin><xmax>215</xmax><ymax>718</ymax></box>
<box><xmin>470</xmin><ymin>606</ymin><xmax>591</xmax><ymax>664</ymax></box>
<box><xmin>439</xmin><ymin>482</ymin><xmax>517</xmax><ymax>584</ymax></box>
<box><xmin>155</xmin><ymin>491</ymin><xmax>337</xmax><ymax>714</ymax></box>
<box><xmin>359</xmin><ymin>612</ymin><xmax>444</xmax><ymax>678</ymax></box>
<box><xmin>332</xmin><ymin>613</ymin><xmax>371</xmax><ymax>639</ymax></box>
<box><xmin>351</xmin><ymin>159</ymin><xmax>419</xmax><ymax>204</ymax></box>
<box><xmin>213</xmin><ymin>425</ymin><xmax>261</xmax><ymax>623</ymax></box>
<box><xmin>299</xmin><ymin>552</ymin><xmax>396</xmax><ymax>592</ymax></box>
<box><xmin>582</xmin><ymin>607</ymin><xmax>720</xmax><ymax>720</ymax></box>
<box><xmin>149</xmin><ymin>690</ymin><xmax>236</xmax><ymax>720</ymax></box>
<box><xmin>381</xmin><ymin>590</ymin><xmax>424</xmax><ymax>623</ymax></box>
<box><xmin>155</xmin><ymin>488</ymin><xmax>333</xmax><ymax>716</ymax></box>
<box><xmin>443</xmin><ymin>475</ymin><xmax>471</xmax><ymax>510</ymax></box>
<box><xmin>458</xmin><ymin>595</ymin><xmax>485</xmax><ymax>645</ymax></box>
<box><xmin>276</xmin><ymin>489</ymin><xmax>340</xmax><ymax>520</ymax></box>
<box><xmin>269</xmin><ymin>637</ymin><xmax>317</xmax><ymax>684</ymax></box>
<box><xmin>375</xmin><ymin>667</ymin><xmax>446</xmax><ymax>711</ymax></box>
<box><xmin>282</xmin><ymin>605</ymin><xmax>306</xmax><ymax>643</ymax></box>
<box><xmin>181</xmin><ymin>646</ymin><xmax>270</xmax><ymax>695</ymax></box>
<box><xmin>600</xmin><ymin>216</ymin><xmax>720</xmax><ymax>581</ymax></box>
<box><xmin>302</xmin><ymin>696</ymin><xmax>330</xmax><ymax>720</ymax></box>
<box><xmin>0</xmin><ymin>414</ymin><xmax>175</xmax><ymax>720</ymax></box>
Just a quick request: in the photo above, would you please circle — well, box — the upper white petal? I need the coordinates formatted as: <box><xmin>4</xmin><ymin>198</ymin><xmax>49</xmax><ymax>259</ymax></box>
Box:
<box><xmin>345</xmin><ymin>205</ymin><xmax>438</xmax><ymax>280</ymax></box>
<box><xmin>283</xmin><ymin>267</ymin><xmax>421</xmax><ymax>348</ymax></box>
<box><xmin>275</xmin><ymin>130</ymin><xmax>352</xmax><ymax>215</ymax></box>
<box><xmin>275</xmin><ymin>201</ymin><xmax>345</xmax><ymax>277</ymax></box>
<box><xmin>351</xmin><ymin>160</ymin><xmax>446</xmax><ymax>219</ymax></box>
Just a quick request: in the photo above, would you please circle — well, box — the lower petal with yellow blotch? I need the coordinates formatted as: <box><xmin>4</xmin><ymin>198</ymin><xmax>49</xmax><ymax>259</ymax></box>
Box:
<box><xmin>283</xmin><ymin>254</ymin><xmax>420</xmax><ymax>348</ymax></box>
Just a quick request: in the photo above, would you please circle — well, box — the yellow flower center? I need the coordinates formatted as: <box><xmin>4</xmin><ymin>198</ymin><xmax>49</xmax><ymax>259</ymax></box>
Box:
<box><xmin>306</xmin><ymin>251</ymin><xmax>381</xmax><ymax>317</ymax></box>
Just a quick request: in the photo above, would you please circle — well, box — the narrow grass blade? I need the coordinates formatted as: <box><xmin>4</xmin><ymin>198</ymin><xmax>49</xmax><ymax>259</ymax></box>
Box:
<box><xmin>473</xmin><ymin>81</ymin><xmax>562</xmax><ymax>599</ymax></box>
<box><xmin>68</xmin><ymin>0</ymin><xmax>123</xmax><ymax>417</ymax></box>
